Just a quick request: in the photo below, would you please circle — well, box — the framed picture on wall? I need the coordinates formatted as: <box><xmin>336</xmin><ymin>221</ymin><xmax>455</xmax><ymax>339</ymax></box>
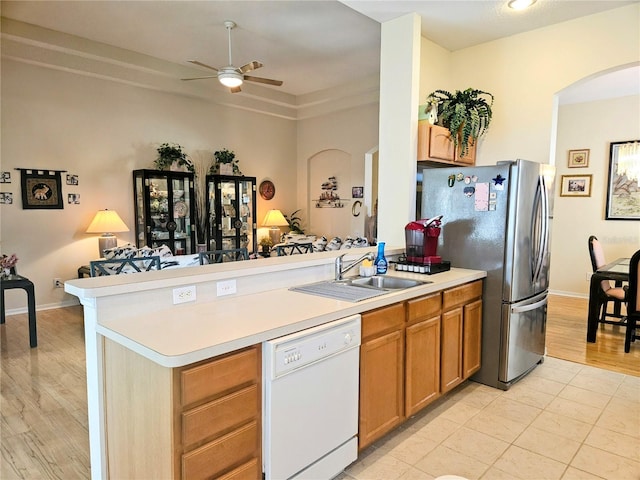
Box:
<box><xmin>567</xmin><ymin>149</ymin><xmax>589</xmax><ymax>168</ymax></box>
<box><xmin>560</xmin><ymin>174</ymin><xmax>592</xmax><ymax>197</ymax></box>
<box><xmin>606</xmin><ymin>140</ymin><xmax>640</xmax><ymax>220</ymax></box>
<box><xmin>20</xmin><ymin>170</ymin><xmax>64</xmax><ymax>209</ymax></box>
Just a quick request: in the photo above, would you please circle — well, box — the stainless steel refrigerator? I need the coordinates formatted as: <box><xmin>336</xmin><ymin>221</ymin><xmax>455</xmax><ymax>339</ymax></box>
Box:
<box><xmin>420</xmin><ymin>159</ymin><xmax>554</xmax><ymax>390</ymax></box>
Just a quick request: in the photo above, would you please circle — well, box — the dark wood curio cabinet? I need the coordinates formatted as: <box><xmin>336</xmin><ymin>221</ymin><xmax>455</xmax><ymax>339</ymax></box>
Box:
<box><xmin>133</xmin><ymin>169</ymin><xmax>196</xmax><ymax>254</ymax></box>
<box><xmin>206</xmin><ymin>175</ymin><xmax>257</xmax><ymax>254</ymax></box>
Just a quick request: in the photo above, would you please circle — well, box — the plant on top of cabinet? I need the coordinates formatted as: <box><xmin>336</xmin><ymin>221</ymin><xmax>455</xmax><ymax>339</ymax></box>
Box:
<box><xmin>212</xmin><ymin>148</ymin><xmax>242</xmax><ymax>175</ymax></box>
<box><xmin>154</xmin><ymin>143</ymin><xmax>194</xmax><ymax>172</ymax></box>
<box><xmin>426</xmin><ymin>88</ymin><xmax>494</xmax><ymax>158</ymax></box>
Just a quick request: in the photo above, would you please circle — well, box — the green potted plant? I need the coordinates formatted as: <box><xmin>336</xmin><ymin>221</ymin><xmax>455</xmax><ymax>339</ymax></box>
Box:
<box><xmin>426</xmin><ymin>88</ymin><xmax>494</xmax><ymax>158</ymax></box>
<box><xmin>259</xmin><ymin>235</ymin><xmax>273</xmax><ymax>255</ymax></box>
<box><xmin>211</xmin><ymin>148</ymin><xmax>242</xmax><ymax>175</ymax></box>
<box><xmin>284</xmin><ymin>209</ymin><xmax>305</xmax><ymax>234</ymax></box>
<box><xmin>154</xmin><ymin>143</ymin><xmax>194</xmax><ymax>172</ymax></box>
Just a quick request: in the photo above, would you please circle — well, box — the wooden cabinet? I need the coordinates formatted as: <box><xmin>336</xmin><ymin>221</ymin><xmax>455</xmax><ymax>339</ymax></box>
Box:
<box><xmin>103</xmin><ymin>340</ymin><xmax>261</xmax><ymax>480</ymax></box>
<box><xmin>417</xmin><ymin>120</ymin><xmax>476</xmax><ymax>166</ymax></box>
<box><xmin>179</xmin><ymin>347</ymin><xmax>261</xmax><ymax>480</ymax></box>
<box><xmin>359</xmin><ymin>303</ymin><xmax>405</xmax><ymax>450</ymax></box>
<box><xmin>358</xmin><ymin>280</ymin><xmax>483</xmax><ymax>449</ymax></box>
<box><xmin>405</xmin><ymin>293</ymin><xmax>441</xmax><ymax>416</ymax></box>
<box><xmin>441</xmin><ymin>281</ymin><xmax>483</xmax><ymax>393</ymax></box>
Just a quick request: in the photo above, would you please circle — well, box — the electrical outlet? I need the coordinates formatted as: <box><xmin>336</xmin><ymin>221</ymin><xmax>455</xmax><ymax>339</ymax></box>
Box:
<box><xmin>173</xmin><ymin>285</ymin><xmax>196</xmax><ymax>304</ymax></box>
<box><xmin>217</xmin><ymin>279</ymin><xmax>237</xmax><ymax>296</ymax></box>
<box><xmin>53</xmin><ymin>278</ymin><xmax>63</xmax><ymax>288</ymax></box>
<box><xmin>586</xmin><ymin>272</ymin><xmax>592</xmax><ymax>281</ymax></box>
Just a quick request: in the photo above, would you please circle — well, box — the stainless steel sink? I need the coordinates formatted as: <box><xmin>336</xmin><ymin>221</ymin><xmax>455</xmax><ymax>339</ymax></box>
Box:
<box><xmin>290</xmin><ymin>276</ymin><xmax>430</xmax><ymax>302</ymax></box>
<box><xmin>350</xmin><ymin>276</ymin><xmax>428</xmax><ymax>290</ymax></box>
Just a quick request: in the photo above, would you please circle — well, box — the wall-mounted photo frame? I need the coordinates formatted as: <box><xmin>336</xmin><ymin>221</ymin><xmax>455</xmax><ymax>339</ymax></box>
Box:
<box><xmin>568</xmin><ymin>149</ymin><xmax>589</xmax><ymax>168</ymax></box>
<box><xmin>0</xmin><ymin>192</ymin><xmax>13</xmax><ymax>204</ymax></box>
<box><xmin>606</xmin><ymin>140</ymin><xmax>640</xmax><ymax>220</ymax></box>
<box><xmin>560</xmin><ymin>174</ymin><xmax>592</xmax><ymax>197</ymax></box>
<box><xmin>0</xmin><ymin>172</ymin><xmax>11</xmax><ymax>183</ymax></box>
<box><xmin>352</xmin><ymin>186</ymin><xmax>363</xmax><ymax>198</ymax></box>
<box><xmin>66</xmin><ymin>174</ymin><xmax>79</xmax><ymax>185</ymax></box>
<box><xmin>20</xmin><ymin>170</ymin><xmax>64</xmax><ymax>209</ymax></box>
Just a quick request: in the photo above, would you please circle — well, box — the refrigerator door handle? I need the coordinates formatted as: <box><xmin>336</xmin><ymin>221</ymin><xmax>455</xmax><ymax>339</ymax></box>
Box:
<box><xmin>532</xmin><ymin>174</ymin><xmax>549</xmax><ymax>285</ymax></box>
<box><xmin>511</xmin><ymin>296</ymin><xmax>548</xmax><ymax>314</ymax></box>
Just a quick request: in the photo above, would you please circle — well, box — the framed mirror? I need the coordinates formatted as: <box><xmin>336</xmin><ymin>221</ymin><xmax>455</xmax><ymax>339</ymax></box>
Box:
<box><xmin>606</xmin><ymin>140</ymin><xmax>640</xmax><ymax>220</ymax></box>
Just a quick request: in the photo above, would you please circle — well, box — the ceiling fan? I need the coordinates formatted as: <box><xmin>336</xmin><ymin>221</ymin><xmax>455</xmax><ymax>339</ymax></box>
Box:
<box><xmin>182</xmin><ymin>20</ymin><xmax>283</xmax><ymax>93</ymax></box>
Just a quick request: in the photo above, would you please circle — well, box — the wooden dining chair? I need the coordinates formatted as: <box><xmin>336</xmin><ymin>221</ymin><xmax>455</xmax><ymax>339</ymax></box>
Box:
<box><xmin>588</xmin><ymin>235</ymin><xmax>627</xmax><ymax>327</ymax></box>
<box><xmin>198</xmin><ymin>248</ymin><xmax>249</xmax><ymax>265</ymax></box>
<box><xmin>624</xmin><ymin>249</ymin><xmax>640</xmax><ymax>353</ymax></box>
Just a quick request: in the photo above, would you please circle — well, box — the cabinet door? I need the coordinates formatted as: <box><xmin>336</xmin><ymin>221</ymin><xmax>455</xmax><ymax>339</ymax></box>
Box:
<box><xmin>405</xmin><ymin>316</ymin><xmax>441</xmax><ymax>416</ymax></box>
<box><xmin>463</xmin><ymin>299</ymin><xmax>483</xmax><ymax>379</ymax></box>
<box><xmin>359</xmin><ymin>329</ymin><xmax>404</xmax><ymax>450</ymax></box>
<box><xmin>429</xmin><ymin>125</ymin><xmax>455</xmax><ymax>162</ymax></box>
<box><xmin>440</xmin><ymin>307</ymin><xmax>463</xmax><ymax>393</ymax></box>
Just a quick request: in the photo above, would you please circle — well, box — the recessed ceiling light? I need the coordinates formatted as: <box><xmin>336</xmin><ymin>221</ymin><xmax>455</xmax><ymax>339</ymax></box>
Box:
<box><xmin>508</xmin><ymin>0</ymin><xmax>537</xmax><ymax>10</ymax></box>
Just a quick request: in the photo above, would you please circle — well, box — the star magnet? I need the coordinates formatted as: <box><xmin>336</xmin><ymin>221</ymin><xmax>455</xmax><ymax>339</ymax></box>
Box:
<box><xmin>492</xmin><ymin>174</ymin><xmax>506</xmax><ymax>191</ymax></box>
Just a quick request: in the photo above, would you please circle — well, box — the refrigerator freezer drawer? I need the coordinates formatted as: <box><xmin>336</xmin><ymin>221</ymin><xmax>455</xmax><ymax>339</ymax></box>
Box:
<box><xmin>499</xmin><ymin>292</ymin><xmax>547</xmax><ymax>387</ymax></box>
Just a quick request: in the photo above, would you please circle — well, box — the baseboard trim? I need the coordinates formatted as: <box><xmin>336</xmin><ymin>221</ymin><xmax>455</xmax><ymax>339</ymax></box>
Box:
<box><xmin>3</xmin><ymin>299</ymin><xmax>80</xmax><ymax>317</ymax></box>
<box><xmin>548</xmin><ymin>290</ymin><xmax>588</xmax><ymax>299</ymax></box>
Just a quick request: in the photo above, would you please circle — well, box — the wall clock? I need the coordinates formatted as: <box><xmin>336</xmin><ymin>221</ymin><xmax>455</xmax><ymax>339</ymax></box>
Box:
<box><xmin>259</xmin><ymin>180</ymin><xmax>275</xmax><ymax>200</ymax></box>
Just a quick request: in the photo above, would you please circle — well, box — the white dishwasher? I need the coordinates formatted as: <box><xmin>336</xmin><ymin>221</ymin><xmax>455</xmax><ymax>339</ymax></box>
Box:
<box><xmin>263</xmin><ymin>314</ymin><xmax>361</xmax><ymax>480</ymax></box>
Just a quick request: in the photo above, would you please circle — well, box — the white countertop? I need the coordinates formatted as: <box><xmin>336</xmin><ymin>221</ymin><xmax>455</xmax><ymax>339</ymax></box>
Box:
<box><xmin>94</xmin><ymin>267</ymin><xmax>485</xmax><ymax>368</ymax></box>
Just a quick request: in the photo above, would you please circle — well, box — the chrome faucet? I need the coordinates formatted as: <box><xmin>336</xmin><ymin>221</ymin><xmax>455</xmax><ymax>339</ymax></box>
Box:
<box><xmin>335</xmin><ymin>252</ymin><xmax>374</xmax><ymax>281</ymax></box>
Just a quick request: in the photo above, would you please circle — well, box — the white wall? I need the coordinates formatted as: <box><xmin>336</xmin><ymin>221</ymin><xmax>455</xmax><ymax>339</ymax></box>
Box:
<box><xmin>550</xmin><ymin>95</ymin><xmax>640</xmax><ymax>296</ymax></box>
<box><xmin>1</xmin><ymin>59</ymin><xmax>298</xmax><ymax>310</ymax></box>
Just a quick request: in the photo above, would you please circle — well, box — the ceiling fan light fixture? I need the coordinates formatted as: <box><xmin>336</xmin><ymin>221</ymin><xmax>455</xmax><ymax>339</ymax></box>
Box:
<box><xmin>508</xmin><ymin>0</ymin><xmax>536</xmax><ymax>10</ymax></box>
<box><xmin>218</xmin><ymin>70</ymin><xmax>243</xmax><ymax>88</ymax></box>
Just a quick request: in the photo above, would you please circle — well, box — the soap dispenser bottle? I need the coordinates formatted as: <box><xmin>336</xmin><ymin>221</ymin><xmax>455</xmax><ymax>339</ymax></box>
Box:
<box><xmin>375</xmin><ymin>242</ymin><xmax>388</xmax><ymax>274</ymax></box>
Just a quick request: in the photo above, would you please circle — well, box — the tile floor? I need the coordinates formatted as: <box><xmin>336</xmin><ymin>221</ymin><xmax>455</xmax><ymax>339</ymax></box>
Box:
<box><xmin>341</xmin><ymin>356</ymin><xmax>640</xmax><ymax>480</ymax></box>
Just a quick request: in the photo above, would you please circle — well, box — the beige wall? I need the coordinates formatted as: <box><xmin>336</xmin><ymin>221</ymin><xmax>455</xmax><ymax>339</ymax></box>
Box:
<box><xmin>550</xmin><ymin>95</ymin><xmax>640</xmax><ymax>296</ymax></box>
<box><xmin>1</xmin><ymin>59</ymin><xmax>300</xmax><ymax>309</ymax></box>
<box><xmin>377</xmin><ymin>4</ymin><xmax>639</xmax><ymax>297</ymax></box>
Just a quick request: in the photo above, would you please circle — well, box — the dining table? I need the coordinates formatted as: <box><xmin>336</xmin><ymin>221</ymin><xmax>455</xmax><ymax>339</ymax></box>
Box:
<box><xmin>587</xmin><ymin>257</ymin><xmax>629</xmax><ymax>342</ymax></box>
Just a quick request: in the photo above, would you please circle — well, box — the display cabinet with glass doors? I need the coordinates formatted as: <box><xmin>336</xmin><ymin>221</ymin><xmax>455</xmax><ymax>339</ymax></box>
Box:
<box><xmin>206</xmin><ymin>175</ymin><xmax>257</xmax><ymax>255</ymax></box>
<box><xmin>133</xmin><ymin>169</ymin><xmax>196</xmax><ymax>254</ymax></box>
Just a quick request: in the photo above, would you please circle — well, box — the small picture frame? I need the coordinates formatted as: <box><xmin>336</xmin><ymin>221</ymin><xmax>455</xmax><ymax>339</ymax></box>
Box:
<box><xmin>66</xmin><ymin>174</ymin><xmax>79</xmax><ymax>185</ymax></box>
<box><xmin>0</xmin><ymin>172</ymin><xmax>11</xmax><ymax>183</ymax></box>
<box><xmin>352</xmin><ymin>186</ymin><xmax>363</xmax><ymax>199</ymax></box>
<box><xmin>0</xmin><ymin>192</ymin><xmax>13</xmax><ymax>204</ymax></box>
<box><xmin>568</xmin><ymin>149</ymin><xmax>589</xmax><ymax>168</ymax></box>
<box><xmin>560</xmin><ymin>174</ymin><xmax>592</xmax><ymax>197</ymax></box>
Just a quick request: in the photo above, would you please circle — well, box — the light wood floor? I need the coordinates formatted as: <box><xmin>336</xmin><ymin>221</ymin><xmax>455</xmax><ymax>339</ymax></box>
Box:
<box><xmin>0</xmin><ymin>295</ymin><xmax>637</xmax><ymax>478</ymax></box>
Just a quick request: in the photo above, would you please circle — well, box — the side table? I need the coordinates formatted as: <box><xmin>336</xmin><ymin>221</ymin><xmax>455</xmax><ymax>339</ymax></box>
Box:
<box><xmin>1</xmin><ymin>274</ymin><xmax>37</xmax><ymax>347</ymax></box>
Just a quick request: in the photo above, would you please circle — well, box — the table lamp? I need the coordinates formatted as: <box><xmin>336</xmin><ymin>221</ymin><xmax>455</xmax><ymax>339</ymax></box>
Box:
<box><xmin>262</xmin><ymin>209</ymin><xmax>288</xmax><ymax>245</ymax></box>
<box><xmin>86</xmin><ymin>209</ymin><xmax>129</xmax><ymax>257</ymax></box>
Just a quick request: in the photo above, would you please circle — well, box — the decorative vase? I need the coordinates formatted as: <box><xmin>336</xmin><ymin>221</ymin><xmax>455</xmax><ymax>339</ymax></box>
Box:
<box><xmin>219</xmin><ymin>164</ymin><xmax>233</xmax><ymax>175</ymax></box>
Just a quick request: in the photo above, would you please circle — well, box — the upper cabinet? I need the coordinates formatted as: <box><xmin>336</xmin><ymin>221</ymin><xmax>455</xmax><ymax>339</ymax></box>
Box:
<box><xmin>417</xmin><ymin>121</ymin><xmax>476</xmax><ymax>166</ymax></box>
<box><xmin>206</xmin><ymin>175</ymin><xmax>257</xmax><ymax>254</ymax></box>
<box><xmin>133</xmin><ymin>169</ymin><xmax>196</xmax><ymax>254</ymax></box>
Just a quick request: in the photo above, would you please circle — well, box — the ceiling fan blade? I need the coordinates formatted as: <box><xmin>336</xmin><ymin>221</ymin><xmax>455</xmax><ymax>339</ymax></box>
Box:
<box><xmin>243</xmin><ymin>75</ymin><xmax>283</xmax><ymax>87</ymax></box>
<box><xmin>181</xmin><ymin>75</ymin><xmax>218</xmax><ymax>81</ymax></box>
<box><xmin>239</xmin><ymin>61</ymin><xmax>263</xmax><ymax>74</ymax></box>
<box><xmin>188</xmin><ymin>60</ymin><xmax>219</xmax><ymax>72</ymax></box>
<box><xmin>230</xmin><ymin>86</ymin><xmax>242</xmax><ymax>94</ymax></box>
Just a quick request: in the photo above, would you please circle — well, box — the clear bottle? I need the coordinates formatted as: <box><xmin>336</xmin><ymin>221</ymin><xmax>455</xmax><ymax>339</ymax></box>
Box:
<box><xmin>375</xmin><ymin>241</ymin><xmax>388</xmax><ymax>274</ymax></box>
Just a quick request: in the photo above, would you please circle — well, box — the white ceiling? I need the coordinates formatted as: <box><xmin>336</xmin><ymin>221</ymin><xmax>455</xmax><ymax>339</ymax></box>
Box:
<box><xmin>1</xmin><ymin>0</ymin><xmax>638</xmax><ymax>100</ymax></box>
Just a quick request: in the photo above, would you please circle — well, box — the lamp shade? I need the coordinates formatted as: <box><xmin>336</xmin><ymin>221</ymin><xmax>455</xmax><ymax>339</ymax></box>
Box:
<box><xmin>262</xmin><ymin>209</ymin><xmax>288</xmax><ymax>227</ymax></box>
<box><xmin>86</xmin><ymin>210</ymin><xmax>129</xmax><ymax>234</ymax></box>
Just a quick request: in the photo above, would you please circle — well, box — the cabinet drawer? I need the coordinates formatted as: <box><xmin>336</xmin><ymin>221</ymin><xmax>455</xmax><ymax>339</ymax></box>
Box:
<box><xmin>443</xmin><ymin>281</ymin><xmax>482</xmax><ymax>311</ymax></box>
<box><xmin>361</xmin><ymin>303</ymin><xmax>405</xmax><ymax>340</ymax></box>
<box><xmin>217</xmin><ymin>458</ymin><xmax>260</xmax><ymax>480</ymax></box>
<box><xmin>182</xmin><ymin>421</ymin><xmax>259</xmax><ymax>480</ymax></box>
<box><xmin>181</xmin><ymin>347</ymin><xmax>259</xmax><ymax>407</ymax></box>
<box><xmin>182</xmin><ymin>384</ymin><xmax>259</xmax><ymax>449</ymax></box>
<box><xmin>407</xmin><ymin>293</ymin><xmax>441</xmax><ymax>323</ymax></box>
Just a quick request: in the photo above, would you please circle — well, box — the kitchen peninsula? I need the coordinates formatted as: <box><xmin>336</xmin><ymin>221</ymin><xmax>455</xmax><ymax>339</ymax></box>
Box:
<box><xmin>65</xmin><ymin>247</ymin><xmax>486</xmax><ymax>480</ymax></box>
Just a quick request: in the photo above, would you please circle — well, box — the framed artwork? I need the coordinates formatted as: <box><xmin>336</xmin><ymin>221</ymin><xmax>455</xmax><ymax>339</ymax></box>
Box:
<box><xmin>20</xmin><ymin>170</ymin><xmax>64</xmax><ymax>209</ymax></box>
<box><xmin>0</xmin><ymin>172</ymin><xmax>11</xmax><ymax>183</ymax></box>
<box><xmin>352</xmin><ymin>186</ymin><xmax>363</xmax><ymax>198</ymax></box>
<box><xmin>568</xmin><ymin>149</ymin><xmax>589</xmax><ymax>168</ymax></box>
<box><xmin>0</xmin><ymin>192</ymin><xmax>13</xmax><ymax>204</ymax></box>
<box><xmin>606</xmin><ymin>140</ymin><xmax>640</xmax><ymax>220</ymax></box>
<box><xmin>560</xmin><ymin>174</ymin><xmax>592</xmax><ymax>197</ymax></box>
<box><xmin>66</xmin><ymin>174</ymin><xmax>79</xmax><ymax>185</ymax></box>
